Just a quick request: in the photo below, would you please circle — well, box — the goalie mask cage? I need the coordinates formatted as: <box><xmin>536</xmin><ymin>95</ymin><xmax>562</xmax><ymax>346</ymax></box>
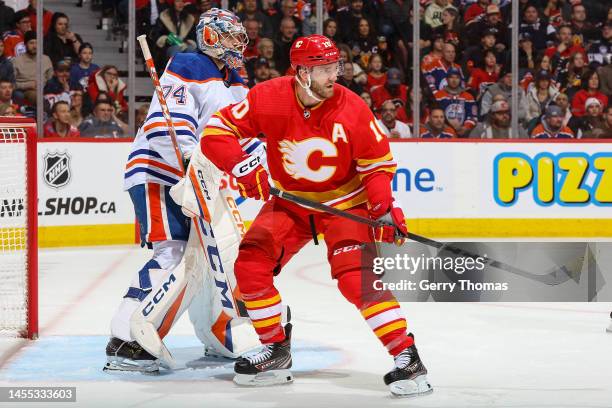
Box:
<box><xmin>0</xmin><ymin>117</ymin><xmax>38</xmax><ymax>339</ymax></box>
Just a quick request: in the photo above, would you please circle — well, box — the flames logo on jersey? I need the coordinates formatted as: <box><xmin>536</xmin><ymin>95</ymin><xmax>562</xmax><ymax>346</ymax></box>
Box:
<box><xmin>279</xmin><ymin>138</ymin><xmax>338</xmax><ymax>183</ymax></box>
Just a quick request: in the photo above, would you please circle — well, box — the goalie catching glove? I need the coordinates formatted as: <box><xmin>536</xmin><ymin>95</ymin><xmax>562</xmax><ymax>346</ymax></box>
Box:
<box><xmin>365</xmin><ymin>173</ymin><xmax>408</xmax><ymax>246</ymax></box>
<box><xmin>231</xmin><ymin>154</ymin><xmax>270</xmax><ymax>201</ymax></box>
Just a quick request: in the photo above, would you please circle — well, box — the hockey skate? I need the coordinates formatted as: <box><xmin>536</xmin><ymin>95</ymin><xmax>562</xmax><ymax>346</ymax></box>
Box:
<box><xmin>384</xmin><ymin>339</ymin><xmax>433</xmax><ymax>398</ymax></box>
<box><xmin>233</xmin><ymin>323</ymin><xmax>293</xmax><ymax>386</ymax></box>
<box><xmin>607</xmin><ymin>312</ymin><xmax>612</xmax><ymax>333</ymax></box>
<box><xmin>103</xmin><ymin>337</ymin><xmax>160</xmax><ymax>374</ymax></box>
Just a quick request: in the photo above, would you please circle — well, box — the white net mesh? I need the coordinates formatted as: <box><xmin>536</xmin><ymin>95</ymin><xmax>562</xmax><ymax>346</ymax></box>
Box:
<box><xmin>0</xmin><ymin>126</ymin><xmax>29</xmax><ymax>337</ymax></box>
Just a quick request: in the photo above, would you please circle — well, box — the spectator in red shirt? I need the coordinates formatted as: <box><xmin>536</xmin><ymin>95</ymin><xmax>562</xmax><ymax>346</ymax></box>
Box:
<box><xmin>468</xmin><ymin>50</ymin><xmax>499</xmax><ymax>99</ymax></box>
<box><xmin>464</xmin><ymin>0</ymin><xmax>490</xmax><ymax>26</ymax></box>
<box><xmin>370</xmin><ymin>67</ymin><xmax>409</xmax><ymax>122</ymax></box>
<box><xmin>43</xmin><ymin>101</ymin><xmax>81</xmax><ymax>138</ymax></box>
<box><xmin>571</xmin><ymin>69</ymin><xmax>608</xmax><ymax>117</ymax></box>
<box><xmin>87</xmin><ymin>65</ymin><xmax>128</xmax><ymax>117</ymax></box>
<box><xmin>20</xmin><ymin>0</ymin><xmax>53</xmax><ymax>36</ymax></box>
<box><xmin>543</xmin><ymin>0</ymin><xmax>564</xmax><ymax>29</ymax></box>
<box><xmin>419</xmin><ymin>107</ymin><xmax>457</xmax><ymax>138</ymax></box>
<box><xmin>365</xmin><ymin>53</ymin><xmax>386</xmax><ymax>92</ymax></box>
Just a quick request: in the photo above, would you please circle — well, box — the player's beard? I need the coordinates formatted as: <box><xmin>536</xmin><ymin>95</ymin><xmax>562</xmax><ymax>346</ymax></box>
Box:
<box><xmin>310</xmin><ymin>79</ymin><xmax>335</xmax><ymax>100</ymax></box>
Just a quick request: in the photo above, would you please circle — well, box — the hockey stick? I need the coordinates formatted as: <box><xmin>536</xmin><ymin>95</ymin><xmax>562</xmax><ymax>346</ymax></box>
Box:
<box><xmin>270</xmin><ymin>187</ymin><xmax>572</xmax><ymax>285</ymax></box>
<box><xmin>137</xmin><ymin>35</ymin><xmax>185</xmax><ymax>175</ymax></box>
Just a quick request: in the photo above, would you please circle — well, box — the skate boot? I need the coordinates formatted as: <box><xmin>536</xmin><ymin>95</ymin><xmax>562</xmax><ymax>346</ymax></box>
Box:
<box><xmin>233</xmin><ymin>323</ymin><xmax>293</xmax><ymax>386</ymax></box>
<box><xmin>103</xmin><ymin>337</ymin><xmax>159</xmax><ymax>374</ymax></box>
<box><xmin>384</xmin><ymin>337</ymin><xmax>433</xmax><ymax>397</ymax></box>
<box><xmin>607</xmin><ymin>311</ymin><xmax>612</xmax><ymax>333</ymax></box>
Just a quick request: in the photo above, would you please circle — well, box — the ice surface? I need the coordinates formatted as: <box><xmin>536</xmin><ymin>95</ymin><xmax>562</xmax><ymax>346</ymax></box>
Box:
<box><xmin>1</xmin><ymin>244</ymin><xmax>611</xmax><ymax>407</ymax></box>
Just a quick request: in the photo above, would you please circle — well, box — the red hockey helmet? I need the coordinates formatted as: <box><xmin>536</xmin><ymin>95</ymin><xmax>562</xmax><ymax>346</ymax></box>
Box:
<box><xmin>290</xmin><ymin>35</ymin><xmax>340</xmax><ymax>69</ymax></box>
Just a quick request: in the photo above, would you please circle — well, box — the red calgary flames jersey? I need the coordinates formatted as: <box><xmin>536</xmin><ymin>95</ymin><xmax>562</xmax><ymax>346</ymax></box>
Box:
<box><xmin>202</xmin><ymin>76</ymin><xmax>396</xmax><ymax>210</ymax></box>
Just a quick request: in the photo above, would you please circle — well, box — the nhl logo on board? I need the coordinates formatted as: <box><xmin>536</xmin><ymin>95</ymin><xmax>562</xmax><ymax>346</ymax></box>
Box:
<box><xmin>43</xmin><ymin>151</ymin><xmax>72</xmax><ymax>189</ymax></box>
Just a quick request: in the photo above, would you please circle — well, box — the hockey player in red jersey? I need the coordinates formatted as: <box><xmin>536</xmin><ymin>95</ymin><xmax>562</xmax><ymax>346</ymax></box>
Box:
<box><xmin>198</xmin><ymin>34</ymin><xmax>433</xmax><ymax>397</ymax></box>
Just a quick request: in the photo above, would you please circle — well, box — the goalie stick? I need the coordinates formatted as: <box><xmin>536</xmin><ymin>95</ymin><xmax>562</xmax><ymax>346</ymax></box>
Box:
<box><xmin>270</xmin><ymin>187</ymin><xmax>574</xmax><ymax>286</ymax></box>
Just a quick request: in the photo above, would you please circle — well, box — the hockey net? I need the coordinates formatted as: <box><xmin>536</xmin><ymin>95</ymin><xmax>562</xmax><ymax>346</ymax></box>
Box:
<box><xmin>0</xmin><ymin>117</ymin><xmax>37</xmax><ymax>339</ymax></box>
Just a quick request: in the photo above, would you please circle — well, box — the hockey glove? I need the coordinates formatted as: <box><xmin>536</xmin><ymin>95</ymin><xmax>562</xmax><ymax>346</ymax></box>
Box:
<box><xmin>231</xmin><ymin>154</ymin><xmax>270</xmax><ymax>201</ymax></box>
<box><xmin>373</xmin><ymin>200</ymin><xmax>408</xmax><ymax>246</ymax></box>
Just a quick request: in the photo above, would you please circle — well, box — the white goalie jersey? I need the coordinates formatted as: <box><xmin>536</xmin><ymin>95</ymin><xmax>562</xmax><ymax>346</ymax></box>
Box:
<box><xmin>124</xmin><ymin>51</ymin><xmax>253</xmax><ymax>190</ymax></box>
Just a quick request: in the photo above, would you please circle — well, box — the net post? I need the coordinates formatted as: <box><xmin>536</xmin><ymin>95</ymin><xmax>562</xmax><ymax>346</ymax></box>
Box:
<box><xmin>26</xmin><ymin>122</ymin><xmax>38</xmax><ymax>340</ymax></box>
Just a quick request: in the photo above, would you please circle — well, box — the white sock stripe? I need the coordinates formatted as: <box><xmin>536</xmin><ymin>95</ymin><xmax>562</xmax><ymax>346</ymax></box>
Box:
<box><xmin>247</xmin><ymin>303</ymin><xmax>284</xmax><ymax>321</ymax></box>
<box><xmin>365</xmin><ymin>308</ymin><xmax>404</xmax><ymax>331</ymax></box>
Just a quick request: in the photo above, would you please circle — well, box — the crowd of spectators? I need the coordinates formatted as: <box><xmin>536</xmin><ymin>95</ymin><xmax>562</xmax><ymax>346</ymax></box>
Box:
<box><xmin>1</xmin><ymin>0</ymin><xmax>611</xmax><ymax>138</ymax></box>
<box><xmin>0</xmin><ymin>0</ymin><xmax>127</xmax><ymax>137</ymax></box>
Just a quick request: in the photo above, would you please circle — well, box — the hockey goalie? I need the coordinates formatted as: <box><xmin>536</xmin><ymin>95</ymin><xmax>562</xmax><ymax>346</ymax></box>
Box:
<box><xmin>104</xmin><ymin>8</ymin><xmax>280</xmax><ymax>373</ymax></box>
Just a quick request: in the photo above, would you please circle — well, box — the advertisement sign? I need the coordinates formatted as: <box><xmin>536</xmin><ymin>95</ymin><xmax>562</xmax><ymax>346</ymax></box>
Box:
<box><xmin>37</xmin><ymin>140</ymin><xmax>135</xmax><ymax>247</ymax></box>
<box><xmin>36</xmin><ymin>140</ymin><xmax>612</xmax><ymax>247</ymax></box>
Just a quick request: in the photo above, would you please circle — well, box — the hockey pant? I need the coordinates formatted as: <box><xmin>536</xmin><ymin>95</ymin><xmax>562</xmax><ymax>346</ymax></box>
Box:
<box><xmin>234</xmin><ymin>198</ymin><xmax>414</xmax><ymax>356</ymax></box>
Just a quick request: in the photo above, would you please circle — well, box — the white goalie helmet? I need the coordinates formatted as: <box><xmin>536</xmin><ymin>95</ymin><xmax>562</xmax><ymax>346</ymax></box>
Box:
<box><xmin>196</xmin><ymin>8</ymin><xmax>248</xmax><ymax>70</ymax></box>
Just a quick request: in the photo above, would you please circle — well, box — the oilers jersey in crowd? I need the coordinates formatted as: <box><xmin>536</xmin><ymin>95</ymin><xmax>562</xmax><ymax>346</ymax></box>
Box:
<box><xmin>124</xmin><ymin>52</ymin><xmax>251</xmax><ymax>190</ymax></box>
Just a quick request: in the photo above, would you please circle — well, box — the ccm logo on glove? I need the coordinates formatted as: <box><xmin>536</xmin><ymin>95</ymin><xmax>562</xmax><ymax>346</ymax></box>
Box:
<box><xmin>232</xmin><ymin>155</ymin><xmax>262</xmax><ymax>177</ymax></box>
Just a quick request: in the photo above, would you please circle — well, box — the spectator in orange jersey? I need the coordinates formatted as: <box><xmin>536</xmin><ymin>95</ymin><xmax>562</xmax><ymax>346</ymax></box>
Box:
<box><xmin>422</xmin><ymin>42</ymin><xmax>464</xmax><ymax>93</ymax></box>
<box><xmin>2</xmin><ymin>11</ymin><xmax>31</xmax><ymax>58</ymax></box>
<box><xmin>433</xmin><ymin>68</ymin><xmax>477</xmax><ymax>137</ymax></box>
<box><xmin>419</xmin><ymin>107</ymin><xmax>457</xmax><ymax>138</ymax></box>
<box><xmin>421</xmin><ymin>33</ymin><xmax>444</xmax><ymax>70</ymax></box>
<box><xmin>530</xmin><ymin>105</ymin><xmax>574</xmax><ymax>138</ymax></box>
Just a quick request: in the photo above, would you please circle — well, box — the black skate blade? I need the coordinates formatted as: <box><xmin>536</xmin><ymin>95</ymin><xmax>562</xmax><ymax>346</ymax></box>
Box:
<box><xmin>389</xmin><ymin>374</ymin><xmax>433</xmax><ymax>398</ymax></box>
<box><xmin>233</xmin><ymin>369</ymin><xmax>293</xmax><ymax>387</ymax></box>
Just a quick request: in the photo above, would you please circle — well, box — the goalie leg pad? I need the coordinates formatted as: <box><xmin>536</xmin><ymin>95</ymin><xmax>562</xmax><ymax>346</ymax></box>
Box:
<box><xmin>111</xmin><ymin>240</ymin><xmax>186</xmax><ymax>342</ymax></box>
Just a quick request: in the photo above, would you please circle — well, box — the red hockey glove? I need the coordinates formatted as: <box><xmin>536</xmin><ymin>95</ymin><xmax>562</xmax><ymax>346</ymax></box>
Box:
<box><xmin>231</xmin><ymin>154</ymin><xmax>270</xmax><ymax>201</ymax></box>
<box><xmin>373</xmin><ymin>200</ymin><xmax>408</xmax><ymax>246</ymax></box>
